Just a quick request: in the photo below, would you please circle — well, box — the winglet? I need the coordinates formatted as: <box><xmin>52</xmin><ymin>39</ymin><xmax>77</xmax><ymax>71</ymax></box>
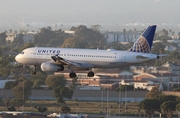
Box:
<box><xmin>128</xmin><ymin>25</ymin><xmax>156</xmax><ymax>53</ymax></box>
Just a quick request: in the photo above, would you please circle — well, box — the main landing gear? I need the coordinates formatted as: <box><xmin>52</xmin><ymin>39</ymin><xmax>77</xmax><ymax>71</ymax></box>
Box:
<box><xmin>69</xmin><ymin>71</ymin><xmax>95</xmax><ymax>78</ymax></box>
<box><xmin>31</xmin><ymin>65</ymin><xmax>37</xmax><ymax>75</ymax></box>
<box><xmin>87</xmin><ymin>71</ymin><xmax>94</xmax><ymax>77</ymax></box>
<box><xmin>69</xmin><ymin>71</ymin><xmax>77</xmax><ymax>78</ymax></box>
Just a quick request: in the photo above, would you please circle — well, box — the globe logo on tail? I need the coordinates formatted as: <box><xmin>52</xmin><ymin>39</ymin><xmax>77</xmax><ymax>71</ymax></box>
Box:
<box><xmin>128</xmin><ymin>25</ymin><xmax>156</xmax><ymax>53</ymax></box>
<box><xmin>129</xmin><ymin>36</ymin><xmax>150</xmax><ymax>53</ymax></box>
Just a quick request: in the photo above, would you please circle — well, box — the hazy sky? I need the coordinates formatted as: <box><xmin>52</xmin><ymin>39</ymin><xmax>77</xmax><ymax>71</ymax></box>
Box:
<box><xmin>0</xmin><ymin>0</ymin><xmax>180</xmax><ymax>30</ymax></box>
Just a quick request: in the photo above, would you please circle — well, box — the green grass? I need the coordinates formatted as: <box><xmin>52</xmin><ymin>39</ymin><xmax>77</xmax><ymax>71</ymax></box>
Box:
<box><xmin>1</xmin><ymin>100</ymin><xmax>141</xmax><ymax>115</ymax></box>
<box><xmin>0</xmin><ymin>100</ymin><xmax>179</xmax><ymax>117</ymax></box>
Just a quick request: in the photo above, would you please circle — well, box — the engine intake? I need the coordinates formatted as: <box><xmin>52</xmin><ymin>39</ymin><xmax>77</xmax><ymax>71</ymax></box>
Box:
<box><xmin>41</xmin><ymin>62</ymin><xmax>64</xmax><ymax>72</ymax></box>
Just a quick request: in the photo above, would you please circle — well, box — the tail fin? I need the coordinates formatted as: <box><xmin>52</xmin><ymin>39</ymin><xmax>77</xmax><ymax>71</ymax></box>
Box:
<box><xmin>128</xmin><ymin>25</ymin><xmax>156</xmax><ymax>53</ymax></box>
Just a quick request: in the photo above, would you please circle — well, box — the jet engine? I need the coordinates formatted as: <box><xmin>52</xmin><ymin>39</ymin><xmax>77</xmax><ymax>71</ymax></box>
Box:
<box><xmin>41</xmin><ymin>62</ymin><xmax>64</xmax><ymax>72</ymax></box>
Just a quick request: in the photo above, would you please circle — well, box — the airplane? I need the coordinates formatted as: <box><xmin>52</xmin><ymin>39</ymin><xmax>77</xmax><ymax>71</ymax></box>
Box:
<box><xmin>15</xmin><ymin>25</ymin><xmax>163</xmax><ymax>78</ymax></box>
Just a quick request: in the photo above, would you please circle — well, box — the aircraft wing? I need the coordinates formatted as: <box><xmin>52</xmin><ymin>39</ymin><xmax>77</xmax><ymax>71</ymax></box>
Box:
<box><xmin>51</xmin><ymin>54</ymin><xmax>94</xmax><ymax>68</ymax></box>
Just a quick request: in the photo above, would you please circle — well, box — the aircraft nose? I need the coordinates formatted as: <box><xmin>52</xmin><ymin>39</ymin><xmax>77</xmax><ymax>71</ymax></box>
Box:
<box><xmin>15</xmin><ymin>54</ymin><xmax>20</xmax><ymax>62</ymax></box>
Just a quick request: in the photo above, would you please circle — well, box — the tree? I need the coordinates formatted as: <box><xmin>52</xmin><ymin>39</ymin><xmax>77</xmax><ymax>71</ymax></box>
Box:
<box><xmin>61</xmin><ymin>105</ymin><xmax>71</xmax><ymax>113</ymax></box>
<box><xmin>20</xmin><ymin>42</ymin><xmax>34</xmax><ymax>52</ymax></box>
<box><xmin>61</xmin><ymin>37</ymin><xmax>76</xmax><ymax>48</ymax></box>
<box><xmin>139</xmin><ymin>98</ymin><xmax>160</xmax><ymax>118</ymax></box>
<box><xmin>34</xmin><ymin>106</ymin><xmax>48</xmax><ymax>114</ymax></box>
<box><xmin>160</xmin><ymin>101</ymin><xmax>177</xmax><ymax>118</ymax></box>
<box><xmin>34</xmin><ymin>27</ymin><xmax>69</xmax><ymax>47</ymax></box>
<box><xmin>48</xmin><ymin>39</ymin><xmax>61</xmax><ymax>47</ymax></box>
<box><xmin>123</xmin><ymin>29</ymin><xmax>126</xmax><ymax>41</ymax></box>
<box><xmin>0</xmin><ymin>55</ymin><xmax>12</xmax><ymax>77</ymax></box>
<box><xmin>46</xmin><ymin>75</ymin><xmax>66</xmax><ymax>88</ymax></box>
<box><xmin>90</xmin><ymin>24</ymin><xmax>101</xmax><ymax>32</ymax></box>
<box><xmin>12</xmin><ymin>79</ymin><xmax>32</xmax><ymax>100</ymax></box>
<box><xmin>62</xmin><ymin>25</ymin><xmax>106</xmax><ymax>49</ymax></box>
<box><xmin>119</xmin><ymin>85</ymin><xmax>134</xmax><ymax>91</ymax></box>
<box><xmin>60</xmin><ymin>87</ymin><xmax>73</xmax><ymax>99</ymax></box>
<box><xmin>34</xmin><ymin>27</ymin><xmax>56</xmax><ymax>46</ymax></box>
<box><xmin>69</xmin><ymin>77</ymin><xmax>78</xmax><ymax>89</ymax></box>
<box><xmin>0</xmin><ymin>97</ymin><xmax>3</xmax><ymax>104</ymax></box>
<box><xmin>53</xmin><ymin>86</ymin><xmax>73</xmax><ymax>103</ymax></box>
<box><xmin>4</xmin><ymin>81</ymin><xmax>15</xmax><ymax>89</ymax></box>
<box><xmin>4</xmin><ymin>98</ymin><xmax>16</xmax><ymax>111</ymax></box>
<box><xmin>154</xmin><ymin>94</ymin><xmax>178</xmax><ymax>117</ymax></box>
<box><xmin>33</xmin><ymin>79</ymin><xmax>45</xmax><ymax>89</ymax></box>
<box><xmin>31</xmin><ymin>71</ymin><xmax>47</xmax><ymax>89</ymax></box>
<box><xmin>146</xmin><ymin>86</ymin><xmax>162</xmax><ymax>98</ymax></box>
<box><xmin>162</xmin><ymin>29</ymin><xmax>168</xmax><ymax>36</ymax></box>
<box><xmin>9</xmin><ymin>29</ymin><xmax>12</xmax><ymax>33</ymax></box>
<box><xmin>151</xmin><ymin>42</ymin><xmax>165</xmax><ymax>55</ymax></box>
<box><xmin>0</xmin><ymin>32</ymin><xmax>7</xmax><ymax>46</ymax></box>
<box><xmin>13</xmin><ymin>33</ymin><xmax>24</xmax><ymax>45</ymax></box>
<box><xmin>166</xmin><ymin>51</ymin><xmax>180</xmax><ymax>63</ymax></box>
<box><xmin>46</xmin><ymin>75</ymin><xmax>73</xmax><ymax>103</ymax></box>
<box><xmin>176</xmin><ymin>103</ymin><xmax>180</xmax><ymax>113</ymax></box>
<box><xmin>10</xmin><ymin>98</ymin><xmax>25</xmax><ymax>111</ymax></box>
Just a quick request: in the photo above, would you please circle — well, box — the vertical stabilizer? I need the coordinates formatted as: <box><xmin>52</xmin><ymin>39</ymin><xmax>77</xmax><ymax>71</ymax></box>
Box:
<box><xmin>128</xmin><ymin>25</ymin><xmax>156</xmax><ymax>53</ymax></box>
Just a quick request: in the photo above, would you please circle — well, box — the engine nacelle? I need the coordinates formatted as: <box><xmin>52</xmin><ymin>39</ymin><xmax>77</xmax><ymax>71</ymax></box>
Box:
<box><xmin>41</xmin><ymin>62</ymin><xmax>64</xmax><ymax>72</ymax></box>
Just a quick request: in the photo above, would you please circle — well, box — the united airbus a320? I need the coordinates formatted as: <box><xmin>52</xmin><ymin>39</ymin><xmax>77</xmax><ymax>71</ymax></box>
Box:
<box><xmin>15</xmin><ymin>25</ymin><xmax>164</xmax><ymax>78</ymax></box>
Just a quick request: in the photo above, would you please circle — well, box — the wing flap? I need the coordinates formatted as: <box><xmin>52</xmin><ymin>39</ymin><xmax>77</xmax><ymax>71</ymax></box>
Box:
<box><xmin>51</xmin><ymin>55</ymin><xmax>94</xmax><ymax>68</ymax></box>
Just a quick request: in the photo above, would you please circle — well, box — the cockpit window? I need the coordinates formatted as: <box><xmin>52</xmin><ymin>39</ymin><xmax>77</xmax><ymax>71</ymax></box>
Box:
<box><xmin>20</xmin><ymin>52</ymin><xmax>24</xmax><ymax>54</ymax></box>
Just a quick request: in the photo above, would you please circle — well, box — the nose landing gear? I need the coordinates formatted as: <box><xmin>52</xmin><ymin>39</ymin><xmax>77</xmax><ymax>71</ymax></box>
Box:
<box><xmin>31</xmin><ymin>65</ymin><xmax>37</xmax><ymax>75</ymax></box>
<box><xmin>87</xmin><ymin>71</ymin><xmax>94</xmax><ymax>77</ymax></box>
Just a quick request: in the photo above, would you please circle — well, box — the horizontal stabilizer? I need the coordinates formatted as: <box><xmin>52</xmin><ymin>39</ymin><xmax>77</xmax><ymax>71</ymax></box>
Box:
<box><xmin>136</xmin><ymin>55</ymin><xmax>149</xmax><ymax>59</ymax></box>
<box><xmin>157</xmin><ymin>54</ymin><xmax>167</xmax><ymax>59</ymax></box>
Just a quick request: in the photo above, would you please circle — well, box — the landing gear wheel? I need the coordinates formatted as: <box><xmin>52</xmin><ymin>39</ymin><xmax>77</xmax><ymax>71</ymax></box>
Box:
<box><xmin>32</xmin><ymin>71</ymin><xmax>36</xmax><ymax>75</ymax></box>
<box><xmin>69</xmin><ymin>72</ymin><xmax>77</xmax><ymax>78</ymax></box>
<box><xmin>31</xmin><ymin>65</ymin><xmax>37</xmax><ymax>75</ymax></box>
<box><xmin>87</xmin><ymin>71</ymin><xmax>94</xmax><ymax>77</ymax></box>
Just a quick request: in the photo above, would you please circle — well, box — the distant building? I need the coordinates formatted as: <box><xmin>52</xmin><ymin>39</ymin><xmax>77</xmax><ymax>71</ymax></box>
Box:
<box><xmin>171</xmin><ymin>35</ymin><xmax>179</xmax><ymax>40</ymax></box>
<box><xmin>102</xmin><ymin>30</ymin><xmax>141</xmax><ymax>43</ymax></box>
<box><xmin>133</xmin><ymin>80</ymin><xmax>162</xmax><ymax>91</ymax></box>
<box><xmin>64</xmin><ymin>30</ymin><xmax>75</xmax><ymax>35</ymax></box>
<box><xmin>55</xmin><ymin>71</ymin><xmax>133</xmax><ymax>90</ymax></box>
<box><xmin>165</xmin><ymin>45</ymin><xmax>176</xmax><ymax>52</ymax></box>
<box><xmin>0</xmin><ymin>80</ymin><xmax>15</xmax><ymax>89</ymax></box>
<box><xmin>6</xmin><ymin>32</ymin><xmax>36</xmax><ymax>43</ymax></box>
<box><xmin>6</xmin><ymin>33</ymin><xmax>16</xmax><ymax>43</ymax></box>
<box><xmin>22</xmin><ymin>32</ymin><xmax>36</xmax><ymax>42</ymax></box>
<box><xmin>162</xmin><ymin>62</ymin><xmax>180</xmax><ymax>74</ymax></box>
<box><xmin>133</xmin><ymin>72</ymin><xmax>179</xmax><ymax>90</ymax></box>
<box><xmin>131</xmin><ymin>66</ymin><xmax>169</xmax><ymax>74</ymax></box>
<box><xmin>55</xmin><ymin>70</ymin><xmax>179</xmax><ymax>91</ymax></box>
<box><xmin>120</xmin><ymin>79</ymin><xmax>163</xmax><ymax>91</ymax></box>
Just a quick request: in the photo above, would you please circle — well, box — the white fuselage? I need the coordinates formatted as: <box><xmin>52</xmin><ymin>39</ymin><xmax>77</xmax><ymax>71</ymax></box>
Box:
<box><xmin>15</xmin><ymin>47</ymin><xmax>158</xmax><ymax>68</ymax></box>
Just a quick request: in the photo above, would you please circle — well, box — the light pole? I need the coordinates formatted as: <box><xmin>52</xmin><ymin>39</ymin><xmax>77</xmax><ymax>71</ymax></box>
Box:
<box><xmin>106</xmin><ymin>87</ymin><xmax>109</xmax><ymax>118</ymax></box>
<box><xmin>119</xmin><ymin>83</ymin><xmax>121</xmax><ymax>117</ymax></box>
<box><xmin>32</xmin><ymin>85</ymin><xmax>35</xmax><ymax>112</ymax></box>
<box><xmin>161</xmin><ymin>73</ymin><xmax>164</xmax><ymax>91</ymax></box>
<box><xmin>22</xmin><ymin>65</ymin><xmax>25</xmax><ymax>112</ymax></box>
<box><xmin>125</xmin><ymin>84</ymin><xmax>127</xmax><ymax>116</ymax></box>
<box><xmin>178</xmin><ymin>74</ymin><xmax>179</xmax><ymax>89</ymax></box>
<box><xmin>101</xmin><ymin>87</ymin><xmax>104</xmax><ymax>115</ymax></box>
<box><xmin>54</xmin><ymin>103</ymin><xmax>56</xmax><ymax>113</ymax></box>
<box><xmin>23</xmin><ymin>79</ymin><xmax>24</xmax><ymax>112</ymax></box>
<box><xmin>76</xmin><ymin>103</ymin><xmax>78</xmax><ymax>114</ymax></box>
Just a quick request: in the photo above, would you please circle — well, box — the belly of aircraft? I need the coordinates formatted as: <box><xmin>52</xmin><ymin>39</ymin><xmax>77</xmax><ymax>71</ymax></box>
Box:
<box><xmin>86</xmin><ymin>61</ymin><xmax>129</xmax><ymax>68</ymax></box>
